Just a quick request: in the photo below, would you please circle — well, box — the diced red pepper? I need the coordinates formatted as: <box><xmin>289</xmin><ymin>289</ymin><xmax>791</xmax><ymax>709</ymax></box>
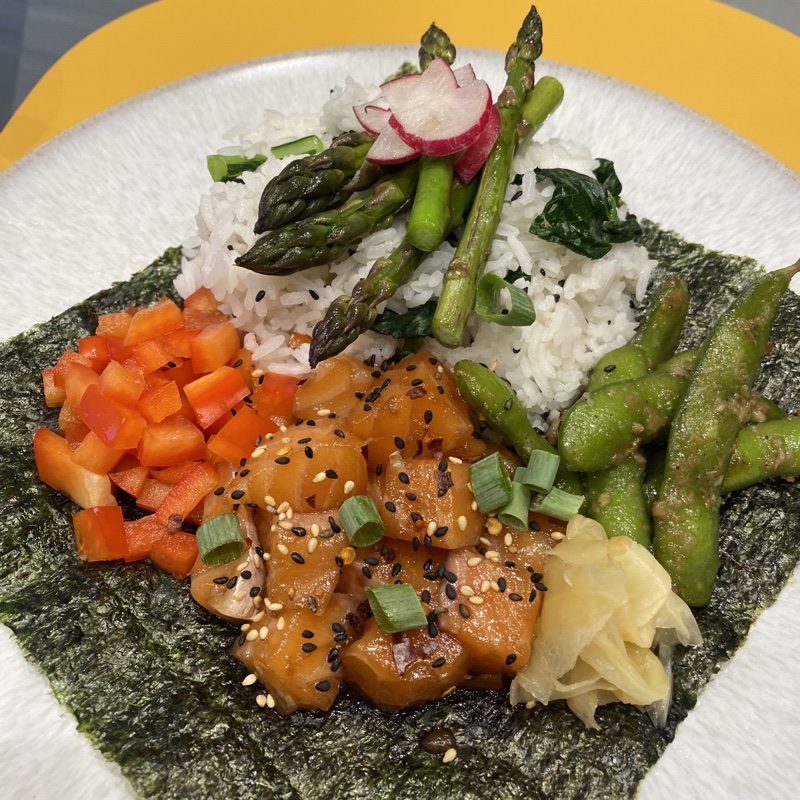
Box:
<box><xmin>208</xmin><ymin>405</ymin><xmax>277</xmax><ymax>464</ymax></box>
<box><xmin>155</xmin><ymin>460</ymin><xmax>218</xmax><ymax>528</ymax></box>
<box><xmin>42</xmin><ymin>367</ymin><xmax>66</xmax><ymax>408</ymax></box>
<box><xmin>162</xmin><ymin>360</ymin><xmax>197</xmax><ymax>391</ymax></box>
<box><xmin>34</xmin><ymin>427</ymin><xmax>116</xmax><ymax>509</ymax></box>
<box><xmin>123</xmin><ymin>515</ymin><xmax>171</xmax><ymax>562</ymax></box>
<box><xmin>190</xmin><ymin>321</ymin><xmax>240</xmax><ymax>374</ymax></box>
<box><xmin>99</xmin><ymin>360</ymin><xmax>146</xmax><ymax>407</ymax></box>
<box><xmin>184</xmin><ymin>366</ymin><xmax>250</xmax><ymax>429</ymax></box>
<box><xmin>129</xmin><ymin>337</ymin><xmax>174</xmax><ymax>375</ymax></box>
<box><xmin>71</xmin><ymin>431</ymin><xmax>126</xmax><ymax>474</ymax></box>
<box><xmin>123</xmin><ymin>298</ymin><xmax>185</xmax><ymax>346</ymax></box>
<box><xmin>63</xmin><ymin>361</ymin><xmax>101</xmax><ymax>409</ymax></box>
<box><xmin>137</xmin><ymin>381</ymin><xmax>182</xmax><ymax>424</ymax></box>
<box><xmin>206</xmin><ymin>434</ymin><xmax>246</xmax><ymax>465</ymax></box>
<box><xmin>138</xmin><ymin>415</ymin><xmax>207</xmax><ymax>467</ymax></box>
<box><xmin>136</xmin><ymin>478</ymin><xmax>172</xmax><ymax>512</ymax></box>
<box><xmin>78</xmin><ymin>384</ymin><xmax>147</xmax><ymax>450</ymax></box>
<box><xmin>73</xmin><ymin>506</ymin><xmax>129</xmax><ymax>562</ymax></box>
<box><xmin>96</xmin><ymin>311</ymin><xmax>133</xmax><ymax>340</ymax></box>
<box><xmin>53</xmin><ymin>350</ymin><xmax>93</xmax><ymax>389</ymax></box>
<box><xmin>149</xmin><ymin>531</ymin><xmax>199</xmax><ymax>579</ymax></box>
<box><xmin>110</xmin><ymin>465</ymin><xmax>150</xmax><ymax>497</ymax></box>
<box><xmin>150</xmin><ymin>461</ymin><xmax>202</xmax><ymax>486</ymax></box>
<box><xmin>77</xmin><ymin>335</ymin><xmax>113</xmax><ymax>372</ymax></box>
<box><xmin>253</xmin><ymin>371</ymin><xmax>299</xmax><ymax>421</ymax></box>
<box><xmin>164</xmin><ymin>328</ymin><xmax>199</xmax><ymax>360</ymax></box>
<box><xmin>58</xmin><ymin>402</ymin><xmax>91</xmax><ymax>444</ymax></box>
<box><xmin>183</xmin><ymin>287</ymin><xmax>229</xmax><ymax>331</ymax></box>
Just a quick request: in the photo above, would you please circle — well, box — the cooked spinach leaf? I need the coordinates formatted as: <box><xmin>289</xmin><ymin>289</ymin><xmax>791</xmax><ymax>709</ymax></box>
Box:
<box><xmin>529</xmin><ymin>160</ymin><xmax>641</xmax><ymax>258</ymax></box>
<box><xmin>371</xmin><ymin>299</ymin><xmax>438</xmax><ymax>338</ymax></box>
<box><xmin>0</xmin><ymin>226</ymin><xmax>799</xmax><ymax>800</ymax></box>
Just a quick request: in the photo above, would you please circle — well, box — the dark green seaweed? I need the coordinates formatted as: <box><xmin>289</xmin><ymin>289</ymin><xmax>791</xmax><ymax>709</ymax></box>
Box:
<box><xmin>1</xmin><ymin>225</ymin><xmax>799</xmax><ymax>799</ymax></box>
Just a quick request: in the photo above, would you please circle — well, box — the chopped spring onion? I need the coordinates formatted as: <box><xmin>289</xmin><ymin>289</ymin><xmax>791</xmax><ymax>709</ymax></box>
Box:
<box><xmin>206</xmin><ymin>154</ymin><xmax>267</xmax><ymax>183</ymax></box>
<box><xmin>339</xmin><ymin>495</ymin><xmax>386</xmax><ymax>547</ymax></box>
<box><xmin>498</xmin><ymin>481</ymin><xmax>531</xmax><ymax>530</ymax></box>
<box><xmin>366</xmin><ymin>584</ymin><xmax>428</xmax><ymax>634</ymax></box>
<box><xmin>531</xmin><ymin>487</ymin><xmax>585</xmax><ymax>521</ymax></box>
<box><xmin>196</xmin><ymin>513</ymin><xmax>246</xmax><ymax>566</ymax></box>
<box><xmin>518</xmin><ymin>450</ymin><xmax>561</xmax><ymax>494</ymax></box>
<box><xmin>270</xmin><ymin>135</ymin><xmax>326</xmax><ymax>159</ymax></box>
<box><xmin>474</xmin><ymin>273</ymin><xmax>536</xmax><ymax>326</ymax></box>
<box><xmin>470</xmin><ymin>451</ymin><xmax>513</xmax><ymax>514</ymax></box>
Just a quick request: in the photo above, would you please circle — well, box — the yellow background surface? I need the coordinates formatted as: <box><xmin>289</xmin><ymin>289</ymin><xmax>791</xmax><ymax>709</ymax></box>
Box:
<box><xmin>1</xmin><ymin>0</ymin><xmax>798</xmax><ymax>172</ymax></box>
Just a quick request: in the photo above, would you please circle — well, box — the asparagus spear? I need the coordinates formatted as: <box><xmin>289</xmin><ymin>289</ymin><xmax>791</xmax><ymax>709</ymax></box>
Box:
<box><xmin>419</xmin><ymin>22</ymin><xmax>456</xmax><ymax>70</ymax></box>
<box><xmin>254</xmin><ymin>132</ymin><xmax>382</xmax><ymax>233</ymax></box>
<box><xmin>431</xmin><ymin>6</ymin><xmax>544</xmax><ymax>348</ymax></box>
<box><xmin>308</xmin><ymin>176</ymin><xmax>478</xmax><ymax>367</ymax></box>
<box><xmin>236</xmin><ymin>161</ymin><xmax>420</xmax><ymax>275</ymax></box>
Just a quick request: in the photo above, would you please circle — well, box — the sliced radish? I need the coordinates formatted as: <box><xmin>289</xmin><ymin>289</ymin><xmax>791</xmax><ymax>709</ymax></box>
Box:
<box><xmin>365</xmin><ymin>125</ymin><xmax>420</xmax><ymax>165</ymax></box>
<box><xmin>453</xmin><ymin>64</ymin><xmax>477</xmax><ymax>87</ymax></box>
<box><xmin>353</xmin><ymin>102</ymin><xmax>391</xmax><ymax>135</ymax></box>
<box><xmin>454</xmin><ymin>103</ymin><xmax>501</xmax><ymax>183</ymax></box>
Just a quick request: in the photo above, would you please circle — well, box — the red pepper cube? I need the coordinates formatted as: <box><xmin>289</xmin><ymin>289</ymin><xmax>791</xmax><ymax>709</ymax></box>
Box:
<box><xmin>42</xmin><ymin>367</ymin><xmax>66</xmax><ymax>408</ymax></box>
<box><xmin>123</xmin><ymin>297</ymin><xmax>185</xmax><ymax>346</ymax></box>
<box><xmin>253</xmin><ymin>371</ymin><xmax>300</xmax><ymax>421</ymax></box>
<box><xmin>77</xmin><ymin>335</ymin><xmax>113</xmax><ymax>372</ymax></box>
<box><xmin>96</xmin><ymin>311</ymin><xmax>133</xmax><ymax>340</ymax></box>
<box><xmin>149</xmin><ymin>531</ymin><xmax>199</xmax><ymax>579</ymax></box>
<box><xmin>184</xmin><ymin>366</ymin><xmax>250</xmax><ymax>429</ymax></box>
<box><xmin>190</xmin><ymin>321</ymin><xmax>240</xmax><ymax>374</ymax></box>
<box><xmin>71</xmin><ymin>430</ymin><xmax>126</xmax><ymax>475</ymax></box>
<box><xmin>78</xmin><ymin>383</ymin><xmax>147</xmax><ymax>450</ymax></box>
<box><xmin>129</xmin><ymin>337</ymin><xmax>174</xmax><ymax>375</ymax></box>
<box><xmin>206</xmin><ymin>434</ymin><xmax>246</xmax><ymax>465</ymax></box>
<box><xmin>53</xmin><ymin>350</ymin><xmax>94</xmax><ymax>389</ymax></box>
<box><xmin>155</xmin><ymin>460</ymin><xmax>218</xmax><ymax>528</ymax></box>
<box><xmin>164</xmin><ymin>328</ymin><xmax>199</xmax><ymax>360</ymax></box>
<box><xmin>150</xmin><ymin>460</ymin><xmax>203</xmax><ymax>486</ymax></box>
<box><xmin>213</xmin><ymin>405</ymin><xmax>278</xmax><ymax>463</ymax></box>
<box><xmin>58</xmin><ymin>402</ymin><xmax>91</xmax><ymax>444</ymax></box>
<box><xmin>63</xmin><ymin>361</ymin><xmax>101</xmax><ymax>409</ymax></box>
<box><xmin>110</xmin><ymin>465</ymin><xmax>150</xmax><ymax>498</ymax></box>
<box><xmin>123</xmin><ymin>514</ymin><xmax>171</xmax><ymax>562</ymax></box>
<box><xmin>99</xmin><ymin>360</ymin><xmax>146</xmax><ymax>407</ymax></box>
<box><xmin>34</xmin><ymin>427</ymin><xmax>116</xmax><ymax>509</ymax></box>
<box><xmin>138</xmin><ymin>416</ymin><xmax>207</xmax><ymax>467</ymax></box>
<box><xmin>136</xmin><ymin>478</ymin><xmax>172</xmax><ymax>512</ymax></box>
<box><xmin>137</xmin><ymin>381</ymin><xmax>183</xmax><ymax>424</ymax></box>
<box><xmin>73</xmin><ymin>506</ymin><xmax>129</xmax><ymax>562</ymax></box>
<box><xmin>183</xmin><ymin>286</ymin><xmax>228</xmax><ymax>331</ymax></box>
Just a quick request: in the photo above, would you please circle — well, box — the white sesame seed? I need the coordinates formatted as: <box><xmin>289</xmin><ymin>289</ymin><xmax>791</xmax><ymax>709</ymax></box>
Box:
<box><xmin>252</xmin><ymin>553</ymin><xmax>262</xmax><ymax>569</ymax></box>
<box><xmin>525</xmin><ymin>700</ymin><xmax>537</xmax><ymax>709</ymax></box>
<box><xmin>427</xmin><ymin>521</ymin><xmax>437</xmax><ymax>535</ymax></box>
<box><xmin>317</xmin><ymin>408</ymin><xmax>332</xmax><ymax>417</ymax></box>
<box><xmin>286</xmin><ymin>507</ymin><xmax>294</xmax><ymax>520</ymax></box>
<box><xmin>489</xmin><ymin>360</ymin><xmax>497</xmax><ymax>372</ymax></box>
<box><xmin>490</xmin><ymin>581</ymin><xmax>500</xmax><ymax>592</ymax></box>
<box><xmin>448</xmin><ymin>456</ymin><xmax>463</xmax><ymax>465</ymax></box>
<box><xmin>504</xmin><ymin>532</ymin><xmax>513</xmax><ymax>547</ymax></box>
<box><xmin>279</xmin><ymin>425</ymin><xmax>288</xmax><ymax>433</ymax></box>
<box><xmin>259</xmin><ymin>626</ymin><xmax>269</xmax><ymax>640</ymax></box>
<box><xmin>442</xmin><ymin>748</ymin><xmax>457</xmax><ymax>764</ymax></box>
<box><xmin>252</xmin><ymin>595</ymin><xmax>262</xmax><ymax>607</ymax></box>
<box><xmin>460</xmin><ymin>585</ymin><xmax>475</xmax><ymax>597</ymax></box>
<box><xmin>242</xmin><ymin>673</ymin><xmax>257</xmax><ymax>686</ymax></box>
<box><xmin>479</xmin><ymin>536</ymin><xmax>492</xmax><ymax>546</ymax></box>
<box><xmin>277</xmin><ymin>616</ymin><xmax>285</xmax><ymax>631</ymax></box>
<box><xmin>252</xmin><ymin>610</ymin><xmax>265</xmax><ymax>623</ymax></box>
<box><xmin>264</xmin><ymin>433</ymin><xmax>274</xmax><ymax>440</ymax></box>
<box><xmin>281</xmin><ymin>436</ymin><xmax>292</xmax><ymax>444</ymax></box>
<box><xmin>471</xmin><ymin>501</ymin><xmax>478</xmax><ymax>511</ymax></box>
<box><xmin>468</xmin><ymin>595</ymin><xmax>484</xmax><ymax>605</ymax></box>
<box><xmin>307</xmin><ymin>538</ymin><xmax>319</xmax><ymax>554</ymax></box>
<box><xmin>246</xmin><ymin>629</ymin><xmax>259</xmax><ymax>642</ymax></box>
<box><xmin>287</xmin><ymin>587</ymin><xmax>295</xmax><ymax>600</ymax></box>
<box><xmin>277</xmin><ymin>543</ymin><xmax>290</xmax><ymax>555</ymax></box>
<box><xmin>310</xmin><ymin>523</ymin><xmax>320</xmax><ymax>537</ymax></box>
<box><xmin>264</xmin><ymin>495</ymin><xmax>276</xmax><ymax>508</ymax></box>
<box><xmin>508</xmin><ymin>546</ymin><xmax>518</xmax><ymax>554</ymax></box>
<box><xmin>251</xmin><ymin>447</ymin><xmax>266</xmax><ymax>459</ymax></box>
<box><xmin>278</xmin><ymin>520</ymin><xmax>294</xmax><ymax>531</ymax></box>
<box><xmin>262</xmin><ymin>552</ymin><xmax>271</xmax><ymax>561</ymax></box>
<box><xmin>467</xmin><ymin>557</ymin><xmax>482</xmax><ymax>567</ymax></box>
<box><xmin>312</xmin><ymin>472</ymin><xmax>327</xmax><ymax>483</ymax></box>
<box><xmin>480</xmin><ymin>580</ymin><xmax>491</xmax><ymax>594</ymax></box>
<box><xmin>457</xmin><ymin>515</ymin><xmax>468</xmax><ymax>531</ymax></box>
<box><xmin>266</xmin><ymin>693</ymin><xmax>276</xmax><ymax>709</ymax></box>
<box><xmin>551</xmin><ymin>531</ymin><xmax>565</xmax><ymax>541</ymax></box>
<box><xmin>268</xmin><ymin>602</ymin><xmax>284</xmax><ymax>612</ymax></box>
<box><xmin>251</xmin><ymin>369</ymin><xmax>264</xmax><ymax>379</ymax></box>
<box><xmin>344</xmin><ymin>480</ymin><xmax>355</xmax><ymax>494</ymax></box>
<box><xmin>256</xmin><ymin>694</ymin><xmax>268</xmax><ymax>708</ymax></box>
<box><xmin>241</xmin><ymin>623</ymin><xmax>251</xmax><ymax>633</ymax></box>
<box><xmin>278</xmin><ymin>512</ymin><xmax>287</xmax><ymax>521</ymax></box>
<box><xmin>277</xmin><ymin>501</ymin><xmax>290</xmax><ymax>513</ymax></box>
<box><xmin>234</xmin><ymin>590</ymin><xmax>245</xmax><ymax>601</ymax></box>
<box><xmin>484</xmin><ymin>550</ymin><xmax>500</xmax><ymax>559</ymax></box>
<box><xmin>236</xmin><ymin>561</ymin><xmax>248</xmax><ymax>572</ymax></box>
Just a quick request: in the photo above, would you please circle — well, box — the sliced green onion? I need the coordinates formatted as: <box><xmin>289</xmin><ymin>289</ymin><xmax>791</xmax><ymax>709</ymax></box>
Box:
<box><xmin>498</xmin><ymin>481</ymin><xmax>531</xmax><ymax>530</ymax></box>
<box><xmin>206</xmin><ymin>154</ymin><xmax>267</xmax><ymax>182</ymax></box>
<box><xmin>531</xmin><ymin>488</ymin><xmax>585</xmax><ymax>521</ymax></box>
<box><xmin>197</xmin><ymin>513</ymin><xmax>246</xmax><ymax>566</ymax></box>
<box><xmin>475</xmin><ymin>273</ymin><xmax>536</xmax><ymax>326</ymax></box>
<box><xmin>366</xmin><ymin>584</ymin><xmax>428</xmax><ymax>634</ymax></box>
<box><xmin>339</xmin><ymin>495</ymin><xmax>386</xmax><ymax>547</ymax></box>
<box><xmin>470</xmin><ymin>451</ymin><xmax>513</xmax><ymax>514</ymax></box>
<box><xmin>270</xmin><ymin>134</ymin><xmax>326</xmax><ymax>159</ymax></box>
<box><xmin>518</xmin><ymin>450</ymin><xmax>561</xmax><ymax>494</ymax></box>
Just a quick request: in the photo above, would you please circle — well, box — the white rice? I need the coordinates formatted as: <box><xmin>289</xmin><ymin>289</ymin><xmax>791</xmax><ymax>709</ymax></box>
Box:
<box><xmin>175</xmin><ymin>79</ymin><xmax>656</xmax><ymax>418</ymax></box>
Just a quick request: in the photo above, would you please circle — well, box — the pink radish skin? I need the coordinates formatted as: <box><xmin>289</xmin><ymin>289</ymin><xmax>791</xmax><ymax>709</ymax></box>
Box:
<box><xmin>353</xmin><ymin>103</ymin><xmax>391</xmax><ymax>135</ymax></box>
<box><xmin>454</xmin><ymin>103</ymin><xmax>501</xmax><ymax>183</ymax></box>
<box><xmin>365</xmin><ymin>124</ymin><xmax>420</xmax><ymax>164</ymax></box>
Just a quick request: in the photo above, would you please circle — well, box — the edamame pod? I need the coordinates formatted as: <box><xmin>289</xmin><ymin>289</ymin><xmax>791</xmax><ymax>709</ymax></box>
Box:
<box><xmin>586</xmin><ymin>345</ymin><xmax>649</xmax><ymax>392</ymax></box>
<box><xmin>653</xmin><ymin>260</ymin><xmax>800</xmax><ymax>607</ymax></box>
<box><xmin>630</xmin><ymin>274</ymin><xmax>690</xmax><ymax>369</ymax></box>
<box><xmin>453</xmin><ymin>360</ymin><xmax>583</xmax><ymax>494</ymax></box>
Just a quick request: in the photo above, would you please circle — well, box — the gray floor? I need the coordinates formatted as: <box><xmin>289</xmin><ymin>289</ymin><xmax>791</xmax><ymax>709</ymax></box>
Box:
<box><xmin>0</xmin><ymin>0</ymin><xmax>798</xmax><ymax>131</ymax></box>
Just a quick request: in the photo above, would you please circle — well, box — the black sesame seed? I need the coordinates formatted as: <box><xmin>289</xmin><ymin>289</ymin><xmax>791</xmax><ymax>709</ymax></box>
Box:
<box><xmin>423</xmin><ymin>571</ymin><xmax>439</xmax><ymax>581</ymax></box>
<box><xmin>391</xmin><ymin>563</ymin><xmax>402</xmax><ymax>577</ymax></box>
<box><xmin>432</xmin><ymin>657</ymin><xmax>446</xmax><ymax>668</ymax></box>
<box><xmin>301</xmin><ymin>642</ymin><xmax>317</xmax><ymax>653</ymax></box>
<box><xmin>603</xmin><ymin>363</ymin><xmax>617</xmax><ymax>373</ymax></box>
<box><xmin>385</xmin><ymin>501</ymin><xmax>396</xmax><ymax>513</ymax></box>
<box><xmin>304</xmin><ymin>446</ymin><xmax>314</xmax><ymax>458</ymax></box>
<box><xmin>239</xmin><ymin>468</ymin><xmax>250</xmax><ymax>477</ymax></box>
<box><xmin>325</xmin><ymin>469</ymin><xmax>338</xmax><ymax>479</ymax></box>
<box><xmin>438</xmin><ymin>459</ymin><xmax>448</xmax><ymax>472</ymax></box>
<box><xmin>329</xmin><ymin>517</ymin><xmax>342</xmax><ymax>533</ymax></box>
<box><xmin>529</xmin><ymin>589</ymin><xmax>537</xmax><ymax>602</ymax></box>
<box><xmin>363</xmin><ymin>404</ymin><xmax>372</xmax><ymax>412</ymax></box>
<box><xmin>213</xmin><ymin>486</ymin><xmax>225</xmax><ymax>496</ymax></box>
<box><xmin>445</xmin><ymin>584</ymin><xmax>457</xmax><ymax>600</ymax></box>
<box><xmin>226</xmin><ymin>577</ymin><xmax>238</xmax><ymax>589</ymax></box>
<box><xmin>292</xmin><ymin>526</ymin><xmax>307</xmax><ymax>537</ymax></box>
<box><xmin>315</xmin><ymin>681</ymin><xmax>331</xmax><ymax>692</ymax></box>
<box><xmin>334</xmin><ymin>429</ymin><xmax>345</xmax><ymax>438</ymax></box>
<box><xmin>364</xmin><ymin>556</ymin><xmax>380</xmax><ymax>566</ymax></box>
<box><xmin>241</xmin><ymin>570</ymin><xmax>252</xmax><ymax>580</ymax></box>
<box><xmin>291</xmin><ymin>552</ymin><xmax>305</xmax><ymax>565</ymax></box>
<box><xmin>255</xmin><ymin>289</ymin><xmax>266</xmax><ymax>302</ymax></box>
<box><xmin>510</xmin><ymin>189</ymin><xmax>523</xmax><ymax>202</ymax></box>
<box><xmin>421</xmin><ymin>589</ymin><xmax>431</xmax><ymax>603</ymax></box>
<box><xmin>459</xmin><ymin>604</ymin><xmax>471</xmax><ymax>618</ymax></box>
<box><xmin>428</xmin><ymin>621</ymin><xmax>438</xmax><ymax>638</ymax></box>
<box><xmin>504</xmin><ymin>560</ymin><xmax>516</xmax><ymax>568</ymax></box>
<box><xmin>503</xmin><ymin>398</ymin><xmax>513</xmax><ymax>411</ymax></box>
<box><xmin>167</xmin><ymin>360</ymin><xmax>177</xmax><ymax>369</ymax></box>
<box><xmin>529</xmin><ymin>519</ymin><xmax>541</xmax><ymax>531</ymax></box>
<box><xmin>255</xmin><ymin>546</ymin><xmax>264</xmax><ymax>557</ymax></box>
<box><xmin>424</xmin><ymin>558</ymin><xmax>434</xmax><ymax>571</ymax></box>
<box><xmin>394</xmin><ymin>436</ymin><xmax>405</xmax><ymax>450</ymax></box>
<box><xmin>406</xmin><ymin>364</ymin><xmax>417</xmax><ymax>372</ymax></box>
<box><xmin>424</xmin><ymin>409</ymin><xmax>433</xmax><ymax>424</ymax></box>
<box><xmin>411</xmin><ymin>378</ymin><xmax>424</xmax><ymax>386</ymax></box>
<box><xmin>443</xmin><ymin>570</ymin><xmax>457</xmax><ymax>583</ymax></box>
<box><xmin>532</xmin><ymin>572</ymin><xmax>543</xmax><ymax>582</ymax></box>
<box><xmin>434</xmin><ymin>526</ymin><xmax>449</xmax><ymax>538</ymax></box>
<box><xmin>437</xmin><ymin>487</ymin><xmax>448</xmax><ymax>498</ymax></box>
<box><xmin>230</xmin><ymin>490</ymin><xmax>245</xmax><ymax>500</ymax></box>
<box><xmin>424</xmin><ymin>534</ymin><xmax>432</xmax><ymax>548</ymax></box>
<box><xmin>334</xmin><ymin>632</ymin><xmax>347</xmax><ymax>642</ymax></box>
<box><xmin>237</xmin><ymin>634</ymin><xmax>246</xmax><ymax>646</ymax></box>
<box><xmin>298</xmin><ymin>437</ymin><xmax>311</xmax><ymax>444</ymax></box>
<box><xmin>212</xmin><ymin>576</ymin><xmax>229</xmax><ymax>585</ymax></box>
<box><xmin>505</xmin><ymin>654</ymin><xmax>517</xmax><ymax>666</ymax></box>
<box><xmin>412</xmin><ymin>536</ymin><xmax>420</xmax><ymax>551</ymax></box>
<box><xmin>497</xmin><ymin>577</ymin><xmax>507</xmax><ymax>592</ymax></box>
<box><xmin>331</xmin><ymin>622</ymin><xmax>345</xmax><ymax>634</ymax></box>
<box><xmin>508</xmin><ymin>592</ymin><xmax>523</xmax><ymax>601</ymax></box>
<box><xmin>437</xmin><ymin>385</ymin><xmax>445</xmax><ymax>395</ymax></box>
<box><xmin>301</xmin><ymin>629</ymin><xmax>315</xmax><ymax>639</ymax></box>
<box><xmin>330</xmin><ymin>659</ymin><xmax>342</xmax><ymax>672</ymax></box>
<box><xmin>275</xmin><ymin>456</ymin><xmax>290</xmax><ymax>465</ymax></box>
<box><xmin>404</xmin><ymin>492</ymin><xmax>417</xmax><ymax>502</ymax></box>
<box><xmin>249</xmin><ymin>586</ymin><xmax>261</xmax><ymax>598</ymax></box>
<box><xmin>375</xmin><ymin>463</ymin><xmax>383</xmax><ymax>477</ymax></box>
<box><xmin>361</xmin><ymin>566</ymin><xmax>373</xmax><ymax>579</ymax></box>
<box><xmin>398</xmin><ymin>471</ymin><xmax>410</xmax><ymax>484</ymax></box>
<box><xmin>306</xmin><ymin>419</ymin><xmax>316</xmax><ymax>426</ymax></box>
<box><xmin>534</xmin><ymin>582</ymin><xmax>548</xmax><ymax>592</ymax></box>
<box><xmin>429</xmin><ymin>357</ymin><xmax>438</xmax><ymax>365</ymax></box>
<box><xmin>232</xmin><ymin>358</ymin><xmax>243</xmax><ymax>368</ymax></box>
<box><xmin>309</xmin><ymin>289</ymin><xmax>320</xmax><ymax>300</ymax></box>
<box><xmin>327</xmin><ymin>648</ymin><xmax>340</xmax><ymax>662</ymax></box>
<box><xmin>411</xmin><ymin>512</ymin><xmax>423</xmax><ymax>523</ymax></box>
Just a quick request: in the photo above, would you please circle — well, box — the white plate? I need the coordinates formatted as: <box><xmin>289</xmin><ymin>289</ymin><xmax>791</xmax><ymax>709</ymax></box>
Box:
<box><xmin>0</xmin><ymin>47</ymin><xmax>799</xmax><ymax>800</ymax></box>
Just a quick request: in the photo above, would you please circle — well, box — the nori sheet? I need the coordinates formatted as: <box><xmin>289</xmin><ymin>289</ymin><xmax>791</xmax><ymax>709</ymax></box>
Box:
<box><xmin>1</xmin><ymin>225</ymin><xmax>799</xmax><ymax>799</ymax></box>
